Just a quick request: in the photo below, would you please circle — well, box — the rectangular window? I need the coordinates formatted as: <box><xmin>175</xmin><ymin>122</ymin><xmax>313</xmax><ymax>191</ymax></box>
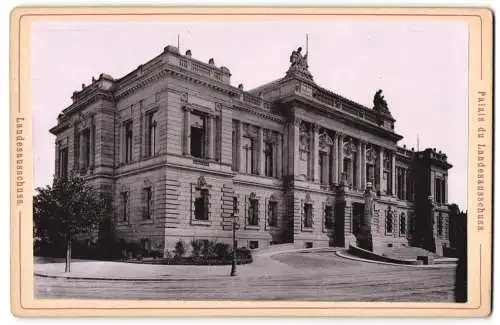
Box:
<box><xmin>231</xmin><ymin>126</ymin><xmax>238</xmax><ymax>171</ymax></box>
<box><xmin>385</xmin><ymin>212</ymin><xmax>393</xmax><ymax>234</ymax></box>
<box><xmin>319</xmin><ymin>152</ymin><xmax>326</xmax><ymax>184</ymax></box>
<box><xmin>324</xmin><ymin>205</ymin><xmax>334</xmax><ymax>229</ymax></box>
<box><xmin>242</xmin><ymin>136</ymin><xmax>255</xmax><ymax>174</ymax></box>
<box><xmin>268</xmin><ymin>201</ymin><xmax>277</xmax><ymax>227</ymax></box>
<box><xmin>248</xmin><ymin>198</ymin><xmax>259</xmax><ymax>225</ymax></box>
<box><xmin>437</xmin><ymin>214</ymin><xmax>444</xmax><ymax>236</ymax></box>
<box><xmin>264</xmin><ymin>142</ymin><xmax>273</xmax><ymax>177</ymax></box>
<box><xmin>342</xmin><ymin>158</ymin><xmax>352</xmax><ymax>185</ymax></box>
<box><xmin>124</xmin><ymin>121</ymin><xmax>133</xmax><ymax>163</ymax></box>
<box><xmin>81</xmin><ymin>128</ymin><xmax>91</xmax><ymax>169</ymax></box>
<box><xmin>435</xmin><ymin>179</ymin><xmax>440</xmax><ymax>204</ymax></box>
<box><xmin>233</xmin><ymin>196</ymin><xmax>239</xmax><ymax>215</ymax></box>
<box><xmin>194</xmin><ymin>189</ymin><xmax>209</xmax><ymax>220</ymax></box>
<box><xmin>399</xmin><ymin>214</ymin><xmax>406</xmax><ymax>235</ymax></box>
<box><xmin>146</xmin><ymin>111</ymin><xmax>158</xmax><ymax>157</ymax></box>
<box><xmin>121</xmin><ymin>192</ymin><xmax>128</xmax><ymax>222</ymax></box>
<box><xmin>304</xmin><ymin>203</ymin><xmax>313</xmax><ymax>228</ymax></box>
<box><xmin>383</xmin><ymin>171</ymin><xmax>390</xmax><ymax>193</ymax></box>
<box><xmin>58</xmin><ymin>147</ymin><xmax>68</xmax><ymax>178</ymax></box>
<box><xmin>190</xmin><ymin>113</ymin><xmax>206</xmax><ymax>158</ymax></box>
<box><xmin>249</xmin><ymin>241</ymin><xmax>259</xmax><ymax>249</ymax></box>
<box><xmin>143</xmin><ymin>187</ymin><xmax>152</xmax><ymax>219</ymax></box>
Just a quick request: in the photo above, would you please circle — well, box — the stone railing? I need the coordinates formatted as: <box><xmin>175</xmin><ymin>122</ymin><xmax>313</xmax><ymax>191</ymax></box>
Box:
<box><xmin>170</xmin><ymin>51</ymin><xmax>231</xmax><ymax>84</ymax></box>
<box><xmin>396</xmin><ymin>146</ymin><xmax>415</xmax><ymax>159</ymax></box>
<box><xmin>293</xmin><ymin>80</ymin><xmax>390</xmax><ymax>128</ymax></box>
<box><xmin>240</xmin><ymin>92</ymin><xmax>271</xmax><ymax>110</ymax></box>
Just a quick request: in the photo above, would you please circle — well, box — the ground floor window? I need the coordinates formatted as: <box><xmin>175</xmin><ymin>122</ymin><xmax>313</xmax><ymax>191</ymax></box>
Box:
<box><xmin>437</xmin><ymin>213</ymin><xmax>444</xmax><ymax>237</ymax></box>
<box><xmin>194</xmin><ymin>188</ymin><xmax>209</xmax><ymax>220</ymax></box>
<box><xmin>248</xmin><ymin>195</ymin><xmax>259</xmax><ymax>226</ymax></box>
<box><xmin>385</xmin><ymin>210</ymin><xmax>393</xmax><ymax>234</ymax></box>
<box><xmin>249</xmin><ymin>241</ymin><xmax>259</xmax><ymax>249</ymax></box>
<box><xmin>324</xmin><ymin>205</ymin><xmax>334</xmax><ymax>229</ymax></box>
<box><xmin>268</xmin><ymin>200</ymin><xmax>278</xmax><ymax>227</ymax></box>
<box><xmin>399</xmin><ymin>213</ymin><xmax>406</xmax><ymax>235</ymax></box>
<box><xmin>142</xmin><ymin>187</ymin><xmax>152</xmax><ymax>219</ymax></box>
<box><xmin>304</xmin><ymin>203</ymin><xmax>313</xmax><ymax>228</ymax></box>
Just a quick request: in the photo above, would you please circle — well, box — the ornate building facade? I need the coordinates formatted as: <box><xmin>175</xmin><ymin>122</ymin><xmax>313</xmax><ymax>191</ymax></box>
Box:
<box><xmin>50</xmin><ymin>45</ymin><xmax>453</xmax><ymax>256</ymax></box>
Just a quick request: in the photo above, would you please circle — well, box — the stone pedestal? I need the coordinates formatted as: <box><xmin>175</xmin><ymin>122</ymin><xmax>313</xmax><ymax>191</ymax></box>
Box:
<box><xmin>357</xmin><ymin>182</ymin><xmax>384</xmax><ymax>254</ymax></box>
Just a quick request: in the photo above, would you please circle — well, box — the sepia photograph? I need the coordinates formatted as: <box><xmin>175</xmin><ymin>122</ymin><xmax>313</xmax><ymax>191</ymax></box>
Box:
<box><xmin>10</xmin><ymin>6</ymin><xmax>492</xmax><ymax>317</ymax></box>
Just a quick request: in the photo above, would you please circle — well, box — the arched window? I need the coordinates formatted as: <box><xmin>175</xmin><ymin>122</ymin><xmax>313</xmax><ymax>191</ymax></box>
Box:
<box><xmin>146</xmin><ymin>110</ymin><xmax>158</xmax><ymax>157</ymax></box>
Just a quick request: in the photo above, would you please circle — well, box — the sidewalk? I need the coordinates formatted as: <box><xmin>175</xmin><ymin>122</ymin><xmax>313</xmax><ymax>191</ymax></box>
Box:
<box><xmin>33</xmin><ymin>244</ymin><xmax>314</xmax><ymax>281</ymax></box>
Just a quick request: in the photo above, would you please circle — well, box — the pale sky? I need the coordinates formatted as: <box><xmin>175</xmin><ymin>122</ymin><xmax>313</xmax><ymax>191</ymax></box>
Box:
<box><xmin>31</xmin><ymin>19</ymin><xmax>468</xmax><ymax>210</ymax></box>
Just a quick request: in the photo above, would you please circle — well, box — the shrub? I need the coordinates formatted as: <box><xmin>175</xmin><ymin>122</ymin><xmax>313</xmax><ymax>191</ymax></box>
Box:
<box><xmin>190</xmin><ymin>239</ymin><xmax>203</xmax><ymax>259</ymax></box>
<box><xmin>174</xmin><ymin>240</ymin><xmax>186</xmax><ymax>258</ymax></box>
<box><xmin>201</xmin><ymin>240</ymin><xmax>216</xmax><ymax>258</ymax></box>
<box><xmin>214</xmin><ymin>242</ymin><xmax>231</xmax><ymax>260</ymax></box>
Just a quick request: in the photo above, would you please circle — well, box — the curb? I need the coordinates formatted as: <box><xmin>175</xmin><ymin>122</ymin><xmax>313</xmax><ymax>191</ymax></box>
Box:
<box><xmin>34</xmin><ymin>272</ymin><xmax>236</xmax><ymax>282</ymax></box>
<box><xmin>335</xmin><ymin>250</ymin><xmax>457</xmax><ymax>269</ymax></box>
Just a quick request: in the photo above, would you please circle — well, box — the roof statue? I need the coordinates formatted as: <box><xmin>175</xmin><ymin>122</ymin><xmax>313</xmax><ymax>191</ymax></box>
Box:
<box><xmin>286</xmin><ymin>46</ymin><xmax>313</xmax><ymax>80</ymax></box>
<box><xmin>373</xmin><ymin>89</ymin><xmax>390</xmax><ymax>113</ymax></box>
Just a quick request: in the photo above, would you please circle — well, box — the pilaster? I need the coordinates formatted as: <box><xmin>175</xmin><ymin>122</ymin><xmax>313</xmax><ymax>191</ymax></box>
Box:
<box><xmin>276</xmin><ymin>133</ymin><xmax>283</xmax><ymax>179</ymax></box>
<box><xmin>331</xmin><ymin>133</ymin><xmax>338</xmax><ymax>184</ymax></box>
<box><xmin>182</xmin><ymin>106</ymin><xmax>191</xmax><ymax>155</ymax></box>
<box><xmin>338</xmin><ymin>134</ymin><xmax>344</xmax><ymax>182</ymax></box>
<box><xmin>257</xmin><ymin>127</ymin><xmax>264</xmax><ymax>175</ymax></box>
<box><xmin>391</xmin><ymin>152</ymin><xmax>396</xmax><ymax>196</ymax></box>
<box><xmin>378</xmin><ymin>148</ymin><xmax>384</xmax><ymax>193</ymax></box>
<box><xmin>356</xmin><ymin>141</ymin><xmax>362</xmax><ymax>190</ymax></box>
<box><xmin>312</xmin><ymin>123</ymin><xmax>320</xmax><ymax>183</ymax></box>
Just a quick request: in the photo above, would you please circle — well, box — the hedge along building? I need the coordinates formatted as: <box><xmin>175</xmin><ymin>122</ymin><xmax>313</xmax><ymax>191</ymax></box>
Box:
<box><xmin>49</xmin><ymin>44</ymin><xmax>455</xmax><ymax>256</ymax></box>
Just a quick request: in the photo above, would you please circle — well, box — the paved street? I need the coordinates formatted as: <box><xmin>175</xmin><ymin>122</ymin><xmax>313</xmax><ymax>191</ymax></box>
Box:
<box><xmin>34</xmin><ymin>248</ymin><xmax>457</xmax><ymax>302</ymax></box>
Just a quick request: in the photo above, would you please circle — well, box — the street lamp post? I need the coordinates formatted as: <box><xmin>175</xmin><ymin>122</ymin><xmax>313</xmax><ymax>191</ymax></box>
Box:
<box><xmin>230</xmin><ymin>215</ymin><xmax>237</xmax><ymax>276</ymax></box>
<box><xmin>230</xmin><ymin>197</ymin><xmax>238</xmax><ymax>276</ymax></box>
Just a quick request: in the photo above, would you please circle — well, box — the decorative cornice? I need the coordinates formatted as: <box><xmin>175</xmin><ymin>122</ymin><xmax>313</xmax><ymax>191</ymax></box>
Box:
<box><xmin>232</xmin><ymin>102</ymin><xmax>284</xmax><ymax>124</ymax></box>
<box><xmin>115</xmin><ymin>65</ymin><xmax>238</xmax><ymax>101</ymax></box>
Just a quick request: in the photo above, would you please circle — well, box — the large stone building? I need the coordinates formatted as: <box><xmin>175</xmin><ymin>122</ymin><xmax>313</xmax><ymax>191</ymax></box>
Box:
<box><xmin>50</xmin><ymin>44</ymin><xmax>454</xmax><ymax>256</ymax></box>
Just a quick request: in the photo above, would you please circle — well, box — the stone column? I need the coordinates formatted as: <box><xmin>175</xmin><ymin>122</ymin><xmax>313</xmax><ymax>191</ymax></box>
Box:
<box><xmin>331</xmin><ymin>133</ymin><xmax>338</xmax><ymax>184</ymax></box>
<box><xmin>182</xmin><ymin>106</ymin><xmax>191</xmax><ymax>155</ymax></box>
<box><xmin>293</xmin><ymin>119</ymin><xmax>301</xmax><ymax>178</ymax></box>
<box><xmin>276</xmin><ymin>133</ymin><xmax>282</xmax><ymax>179</ymax></box>
<box><xmin>207</xmin><ymin>115</ymin><xmax>215</xmax><ymax>160</ymax></box>
<box><xmin>349</xmin><ymin>154</ymin><xmax>354</xmax><ymax>187</ymax></box>
<box><xmin>361</xmin><ymin>142</ymin><xmax>366</xmax><ymax>190</ymax></box>
<box><xmin>79</xmin><ymin>131</ymin><xmax>85</xmax><ymax>169</ymax></box>
<box><xmin>402</xmin><ymin>169</ymin><xmax>407</xmax><ymax>201</ymax></box>
<box><xmin>391</xmin><ymin>152</ymin><xmax>396</xmax><ymax>196</ymax></box>
<box><xmin>444</xmin><ymin>175</ymin><xmax>448</xmax><ymax>204</ymax></box>
<box><xmin>257</xmin><ymin>127</ymin><xmax>264</xmax><ymax>175</ymax></box>
<box><xmin>312</xmin><ymin>124</ymin><xmax>320</xmax><ymax>183</ymax></box>
<box><xmin>118</xmin><ymin>124</ymin><xmax>123</xmax><ymax>164</ymax></box>
<box><xmin>356</xmin><ymin>141</ymin><xmax>362</xmax><ymax>190</ymax></box>
<box><xmin>378</xmin><ymin>148</ymin><xmax>384</xmax><ymax>193</ymax></box>
<box><xmin>338</xmin><ymin>134</ymin><xmax>344</xmax><ymax>183</ymax></box>
<box><xmin>90</xmin><ymin>117</ymin><xmax>95</xmax><ymax>166</ymax></box>
<box><xmin>55</xmin><ymin>141</ymin><xmax>60</xmax><ymax>177</ymax></box>
<box><xmin>238</xmin><ymin>122</ymin><xmax>245</xmax><ymax>172</ymax></box>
